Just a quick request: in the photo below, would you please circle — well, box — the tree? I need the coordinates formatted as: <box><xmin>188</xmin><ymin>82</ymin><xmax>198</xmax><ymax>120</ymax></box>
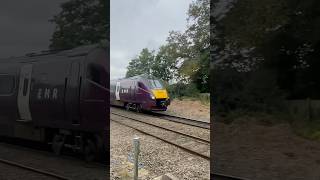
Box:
<box><xmin>211</xmin><ymin>0</ymin><xmax>320</xmax><ymax>116</ymax></box>
<box><xmin>125</xmin><ymin>0</ymin><xmax>210</xmax><ymax>92</ymax></box>
<box><xmin>126</xmin><ymin>48</ymin><xmax>155</xmax><ymax>78</ymax></box>
<box><xmin>166</xmin><ymin>0</ymin><xmax>210</xmax><ymax>92</ymax></box>
<box><xmin>49</xmin><ymin>0</ymin><xmax>108</xmax><ymax>50</ymax></box>
<box><xmin>152</xmin><ymin>45</ymin><xmax>179</xmax><ymax>82</ymax></box>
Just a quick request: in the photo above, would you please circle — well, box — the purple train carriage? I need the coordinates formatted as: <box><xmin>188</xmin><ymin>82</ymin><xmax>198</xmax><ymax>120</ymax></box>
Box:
<box><xmin>110</xmin><ymin>74</ymin><xmax>170</xmax><ymax>112</ymax></box>
<box><xmin>0</xmin><ymin>44</ymin><xmax>109</xmax><ymax>161</ymax></box>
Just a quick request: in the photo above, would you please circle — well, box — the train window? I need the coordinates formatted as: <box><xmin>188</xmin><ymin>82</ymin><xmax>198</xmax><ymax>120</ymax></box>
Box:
<box><xmin>0</xmin><ymin>75</ymin><xmax>15</xmax><ymax>95</ymax></box>
<box><xmin>147</xmin><ymin>79</ymin><xmax>163</xmax><ymax>89</ymax></box>
<box><xmin>138</xmin><ymin>82</ymin><xmax>143</xmax><ymax>88</ymax></box>
<box><xmin>87</xmin><ymin>64</ymin><xmax>102</xmax><ymax>85</ymax></box>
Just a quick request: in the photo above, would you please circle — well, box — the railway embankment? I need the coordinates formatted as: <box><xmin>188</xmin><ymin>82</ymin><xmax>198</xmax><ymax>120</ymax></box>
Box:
<box><xmin>213</xmin><ymin>119</ymin><xmax>320</xmax><ymax>180</ymax></box>
<box><xmin>164</xmin><ymin>99</ymin><xmax>210</xmax><ymax>123</ymax></box>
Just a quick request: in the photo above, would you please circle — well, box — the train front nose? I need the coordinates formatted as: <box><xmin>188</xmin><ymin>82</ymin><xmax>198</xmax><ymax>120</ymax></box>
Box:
<box><xmin>151</xmin><ymin>89</ymin><xmax>170</xmax><ymax>109</ymax></box>
<box><xmin>151</xmin><ymin>89</ymin><xmax>169</xmax><ymax>99</ymax></box>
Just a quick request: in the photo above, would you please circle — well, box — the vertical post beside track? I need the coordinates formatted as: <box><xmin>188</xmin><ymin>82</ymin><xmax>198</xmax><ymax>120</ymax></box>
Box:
<box><xmin>133</xmin><ymin>137</ymin><xmax>140</xmax><ymax>180</ymax></box>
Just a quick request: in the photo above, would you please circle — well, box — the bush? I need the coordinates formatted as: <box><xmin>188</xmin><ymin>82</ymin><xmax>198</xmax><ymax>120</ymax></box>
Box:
<box><xmin>168</xmin><ymin>83</ymin><xmax>200</xmax><ymax>99</ymax></box>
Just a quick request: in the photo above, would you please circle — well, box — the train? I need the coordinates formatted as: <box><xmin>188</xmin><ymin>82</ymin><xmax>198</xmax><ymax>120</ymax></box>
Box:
<box><xmin>110</xmin><ymin>74</ymin><xmax>170</xmax><ymax>111</ymax></box>
<box><xmin>0</xmin><ymin>43</ymin><xmax>109</xmax><ymax>161</ymax></box>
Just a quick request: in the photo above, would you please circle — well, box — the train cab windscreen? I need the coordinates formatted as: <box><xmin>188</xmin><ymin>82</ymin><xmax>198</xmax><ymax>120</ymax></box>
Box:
<box><xmin>145</xmin><ymin>79</ymin><xmax>163</xmax><ymax>89</ymax></box>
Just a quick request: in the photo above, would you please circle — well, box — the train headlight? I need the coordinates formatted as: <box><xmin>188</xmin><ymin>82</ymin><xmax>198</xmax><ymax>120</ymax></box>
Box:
<box><xmin>150</xmin><ymin>94</ymin><xmax>155</xmax><ymax>100</ymax></box>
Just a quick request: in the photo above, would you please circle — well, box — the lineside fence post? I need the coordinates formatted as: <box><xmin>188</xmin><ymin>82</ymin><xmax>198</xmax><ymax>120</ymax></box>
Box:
<box><xmin>133</xmin><ymin>137</ymin><xmax>140</xmax><ymax>180</ymax></box>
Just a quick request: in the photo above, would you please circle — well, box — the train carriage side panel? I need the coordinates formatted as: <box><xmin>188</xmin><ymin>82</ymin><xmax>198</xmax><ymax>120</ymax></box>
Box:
<box><xmin>81</xmin><ymin>47</ymin><xmax>109</xmax><ymax>132</ymax></box>
<box><xmin>136</xmin><ymin>80</ymin><xmax>153</xmax><ymax>110</ymax></box>
<box><xmin>30</xmin><ymin>58</ymin><xmax>71</xmax><ymax>129</ymax></box>
<box><xmin>117</xmin><ymin>79</ymin><xmax>127</xmax><ymax>103</ymax></box>
<box><xmin>0</xmin><ymin>64</ymin><xmax>19</xmax><ymax>137</ymax></box>
<box><xmin>120</xmin><ymin>79</ymin><xmax>134</xmax><ymax>104</ymax></box>
<box><xmin>110</xmin><ymin>80</ymin><xmax>124</xmax><ymax>107</ymax></box>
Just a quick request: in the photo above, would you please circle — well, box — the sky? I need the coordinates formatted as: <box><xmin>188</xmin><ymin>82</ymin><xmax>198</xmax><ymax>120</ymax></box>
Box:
<box><xmin>110</xmin><ymin>0</ymin><xmax>193</xmax><ymax>79</ymax></box>
<box><xmin>0</xmin><ymin>0</ymin><xmax>66</xmax><ymax>58</ymax></box>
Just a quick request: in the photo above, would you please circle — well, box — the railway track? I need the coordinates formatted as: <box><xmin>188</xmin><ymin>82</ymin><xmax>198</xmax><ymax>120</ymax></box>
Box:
<box><xmin>111</xmin><ymin>113</ymin><xmax>210</xmax><ymax>160</ymax></box>
<box><xmin>212</xmin><ymin>172</ymin><xmax>250</xmax><ymax>180</ymax></box>
<box><xmin>150</xmin><ymin>111</ymin><xmax>210</xmax><ymax>129</ymax></box>
<box><xmin>111</xmin><ymin>106</ymin><xmax>210</xmax><ymax>129</ymax></box>
<box><xmin>0</xmin><ymin>158</ymin><xmax>70</xmax><ymax>180</ymax></box>
<box><xmin>111</xmin><ymin>112</ymin><xmax>209</xmax><ymax>144</ymax></box>
<box><xmin>0</xmin><ymin>141</ymin><xmax>107</xmax><ymax>180</ymax></box>
<box><xmin>0</xmin><ymin>139</ymin><xmax>107</xmax><ymax>167</ymax></box>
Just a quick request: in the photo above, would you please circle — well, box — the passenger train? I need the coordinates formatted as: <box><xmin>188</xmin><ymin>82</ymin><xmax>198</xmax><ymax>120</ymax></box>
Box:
<box><xmin>110</xmin><ymin>74</ymin><xmax>170</xmax><ymax>111</ymax></box>
<box><xmin>0</xmin><ymin>44</ymin><xmax>109</xmax><ymax>161</ymax></box>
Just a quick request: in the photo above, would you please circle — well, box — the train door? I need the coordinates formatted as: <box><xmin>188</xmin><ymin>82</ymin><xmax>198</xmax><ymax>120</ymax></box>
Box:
<box><xmin>132</xmin><ymin>81</ymin><xmax>137</xmax><ymax>102</ymax></box>
<box><xmin>115</xmin><ymin>82</ymin><xmax>120</xmax><ymax>100</ymax></box>
<box><xmin>66</xmin><ymin>61</ymin><xmax>80</xmax><ymax>125</ymax></box>
<box><xmin>17</xmin><ymin>64</ymin><xmax>33</xmax><ymax>121</ymax></box>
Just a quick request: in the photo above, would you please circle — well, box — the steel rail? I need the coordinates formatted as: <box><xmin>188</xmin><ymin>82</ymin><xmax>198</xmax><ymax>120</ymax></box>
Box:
<box><xmin>111</xmin><ymin>107</ymin><xmax>210</xmax><ymax>129</ymax></box>
<box><xmin>111</xmin><ymin>112</ymin><xmax>210</xmax><ymax>144</ymax></box>
<box><xmin>0</xmin><ymin>158</ymin><xmax>71</xmax><ymax>180</ymax></box>
<box><xmin>150</xmin><ymin>111</ymin><xmax>210</xmax><ymax>129</ymax></box>
<box><xmin>212</xmin><ymin>172</ymin><xmax>250</xmax><ymax>180</ymax></box>
<box><xmin>111</xmin><ymin>119</ymin><xmax>210</xmax><ymax>161</ymax></box>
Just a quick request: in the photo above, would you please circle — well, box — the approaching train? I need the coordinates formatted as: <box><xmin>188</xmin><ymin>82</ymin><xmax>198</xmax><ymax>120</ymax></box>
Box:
<box><xmin>0</xmin><ymin>44</ymin><xmax>109</xmax><ymax>161</ymax></box>
<box><xmin>110</xmin><ymin>74</ymin><xmax>170</xmax><ymax>111</ymax></box>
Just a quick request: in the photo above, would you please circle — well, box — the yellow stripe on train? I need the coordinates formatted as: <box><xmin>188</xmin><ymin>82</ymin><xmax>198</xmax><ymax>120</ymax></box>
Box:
<box><xmin>151</xmin><ymin>89</ymin><xmax>169</xmax><ymax>99</ymax></box>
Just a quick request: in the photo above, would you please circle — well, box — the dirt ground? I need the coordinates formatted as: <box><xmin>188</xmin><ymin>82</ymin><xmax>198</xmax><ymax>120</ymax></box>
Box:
<box><xmin>165</xmin><ymin>99</ymin><xmax>210</xmax><ymax>122</ymax></box>
<box><xmin>213</xmin><ymin>119</ymin><xmax>320</xmax><ymax>180</ymax></box>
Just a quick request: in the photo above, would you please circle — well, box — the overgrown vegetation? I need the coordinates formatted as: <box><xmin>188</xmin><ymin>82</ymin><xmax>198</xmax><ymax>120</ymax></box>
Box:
<box><xmin>49</xmin><ymin>0</ymin><xmax>108</xmax><ymax>50</ymax></box>
<box><xmin>126</xmin><ymin>0</ymin><xmax>210</xmax><ymax>100</ymax></box>
<box><xmin>292</xmin><ymin>119</ymin><xmax>320</xmax><ymax>140</ymax></box>
<box><xmin>211</xmin><ymin>0</ymin><xmax>320</xmax><ymax>139</ymax></box>
<box><xmin>212</xmin><ymin>0</ymin><xmax>320</xmax><ymax>114</ymax></box>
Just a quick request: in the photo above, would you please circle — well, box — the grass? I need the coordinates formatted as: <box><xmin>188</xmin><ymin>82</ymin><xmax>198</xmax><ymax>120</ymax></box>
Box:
<box><xmin>220</xmin><ymin>109</ymin><xmax>320</xmax><ymax>141</ymax></box>
<box><xmin>217</xmin><ymin>109</ymin><xmax>291</xmax><ymax>125</ymax></box>
<box><xmin>292</xmin><ymin>119</ymin><xmax>320</xmax><ymax>141</ymax></box>
<box><xmin>173</xmin><ymin>93</ymin><xmax>210</xmax><ymax>106</ymax></box>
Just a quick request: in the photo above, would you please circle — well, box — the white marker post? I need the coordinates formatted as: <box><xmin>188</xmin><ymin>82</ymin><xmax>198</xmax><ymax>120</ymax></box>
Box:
<box><xmin>133</xmin><ymin>137</ymin><xmax>140</xmax><ymax>180</ymax></box>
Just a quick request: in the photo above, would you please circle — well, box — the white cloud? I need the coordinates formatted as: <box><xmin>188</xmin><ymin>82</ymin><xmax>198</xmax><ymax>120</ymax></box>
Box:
<box><xmin>110</xmin><ymin>65</ymin><xmax>127</xmax><ymax>80</ymax></box>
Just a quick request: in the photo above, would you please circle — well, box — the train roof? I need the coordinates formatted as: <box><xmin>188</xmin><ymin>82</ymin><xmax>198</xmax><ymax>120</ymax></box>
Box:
<box><xmin>111</xmin><ymin>74</ymin><xmax>159</xmax><ymax>82</ymax></box>
<box><xmin>0</xmin><ymin>41</ymin><xmax>108</xmax><ymax>63</ymax></box>
<box><xmin>128</xmin><ymin>74</ymin><xmax>157</xmax><ymax>80</ymax></box>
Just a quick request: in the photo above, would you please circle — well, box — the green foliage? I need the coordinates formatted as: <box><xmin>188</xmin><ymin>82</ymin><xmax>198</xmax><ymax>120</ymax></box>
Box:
<box><xmin>49</xmin><ymin>0</ymin><xmax>108</xmax><ymax>50</ymax></box>
<box><xmin>125</xmin><ymin>0</ymin><xmax>210</xmax><ymax>93</ymax></box>
<box><xmin>222</xmin><ymin>0</ymin><xmax>290</xmax><ymax>47</ymax></box>
<box><xmin>126</xmin><ymin>48</ymin><xmax>154</xmax><ymax>78</ymax></box>
<box><xmin>212</xmin><ymin>66</ymin><xmax>286</xmax><ymax>116</ymax></box>
<box><xmin>151</xmin><ymin>45</ymin><xmax>179</xmax><ymax>82</ymax></box>
<box><xmin>167</xmin><ymin>83</ymin><xmax>200</xmax><ymax>99</ymax></box>
<box><xmin>166</xmin><ymin>0</ymin><xmax>210</xmax><ymax>90</ymax></box>
<box><xmin>212</xmin><ymin>0</ymin><xmax>320</xmax><ymax>121</ymax></box>
<box><xmin>292</xmin><ymin>119</ymin><xmax>320</xmax><ymax>141</ymax></box>
<box><xmin>199</xmin><ymin>93</ymin><xmax>210</xmax><ymax>106</ymax></box>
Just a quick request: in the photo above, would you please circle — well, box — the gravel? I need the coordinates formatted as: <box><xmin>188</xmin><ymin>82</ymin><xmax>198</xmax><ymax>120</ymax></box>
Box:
<box><xmin>110</xmin><ymin>120</ymin><xmax>210</xmax><ymax>180</ymax></box>
<box><xmin>111</xmin><ymin>108</ymin><xmax>209</xmax><ymax>141</ymax></box>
